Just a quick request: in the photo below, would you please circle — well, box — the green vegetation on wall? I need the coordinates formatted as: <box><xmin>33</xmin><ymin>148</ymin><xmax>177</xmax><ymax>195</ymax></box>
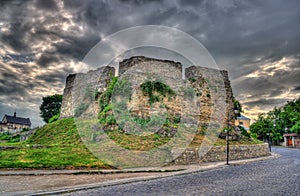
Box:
<box><xmin>99</xmin><ymin>77</ymin><xmax>118</xmax><ymax>111</ymax></box>
<box><xmin>141</xmin><ymin>80</ymin><xmax>175</xmax><ymax>105</ymax></box>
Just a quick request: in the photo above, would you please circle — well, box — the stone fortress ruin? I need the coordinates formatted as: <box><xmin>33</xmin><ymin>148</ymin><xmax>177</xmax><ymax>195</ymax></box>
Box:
<box><xmin>60</xmin><ymin>56</ymin><xmax>269</xmax><ymax>167</ymax></box>
<box><xmin>61</xmin><ymin>56</ymin><xmax>235</xmax><ymax>125</ymax></box>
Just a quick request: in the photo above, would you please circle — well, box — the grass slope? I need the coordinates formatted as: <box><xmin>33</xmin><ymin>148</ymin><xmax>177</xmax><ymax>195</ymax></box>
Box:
<box><xmin>0</xmin><ymin>118</ymin><xmax>263</xmax><ymax>169</ymax></box>
<box><xmin>0</xmin><ymin>118</ymin><xmax>110</xmax><ymax>169</ymax></box>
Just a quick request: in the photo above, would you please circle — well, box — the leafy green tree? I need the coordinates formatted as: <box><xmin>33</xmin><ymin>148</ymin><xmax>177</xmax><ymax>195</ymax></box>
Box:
<box><xmin>233</xmin><ymin>97</ymin><xmax>243</xmax><ymax>117</ymax></box>
<box><xmin>251</xmin><ymin>97</ymin><xmax>300</xmax><ymax>143</ymax></box>
<box><xmin>291</xmin><ymin>121</ymin><xmax>300</xmax><ymax>134</ymax></box>
<box><xmin>250</xmin><ymin>113</ymin><xmax>271</xmax><ymax>141</ymax></box>
<box><xmin>40</xmin><ymin>94</ymin><xmax>62</xmax><ymax>123</ymax></box>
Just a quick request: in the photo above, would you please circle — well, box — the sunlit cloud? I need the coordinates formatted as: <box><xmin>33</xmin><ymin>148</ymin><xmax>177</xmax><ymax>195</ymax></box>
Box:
<box><xmin>246</xmin><ymin>57</ymin><xmax>297</xmax><ymax>78</ymax></box>
<box><xmin>0</xmin><ymin>0</ymin><xmax>300</xmax><ymax>126</ymax></box>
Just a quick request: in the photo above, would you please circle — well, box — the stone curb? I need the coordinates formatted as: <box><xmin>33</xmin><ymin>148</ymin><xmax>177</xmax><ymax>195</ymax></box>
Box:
<box><xmin>0</xmin><ymin>168</ymin><xmax>184</xmax><ymax>176</ymax></box>
<box><xmin>7</xmin><ymin>153</ymin><xmax>279</xmax><ymax>196</ymax></box>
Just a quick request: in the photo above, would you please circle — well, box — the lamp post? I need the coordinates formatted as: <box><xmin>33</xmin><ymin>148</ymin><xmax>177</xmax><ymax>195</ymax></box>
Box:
<box><xmin>226</xmin><ymin>107</ymin><xmax>239</xmax><ymax>165</ymax></box>
<box><xmin>268</xmin><ymin>128</ymin><xmax>271</xmax><ymax>152</ymax></box>
<box><xmin>226</xmin><ymin>128</ymin><xmax>229</xmax><ymax>165</ymax></box>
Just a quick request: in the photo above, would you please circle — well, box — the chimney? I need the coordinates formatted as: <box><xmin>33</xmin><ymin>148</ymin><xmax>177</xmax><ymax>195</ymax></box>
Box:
<box><xmin>14</xmin><ymin>111</ymin><xmax>16</xmax><ymax>117</ymax></box>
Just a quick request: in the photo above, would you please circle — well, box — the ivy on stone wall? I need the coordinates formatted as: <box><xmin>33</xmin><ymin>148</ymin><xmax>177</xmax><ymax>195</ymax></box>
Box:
<box><xmin>98</xmin><ymin>77</ymin><xmax>118</xmax><ymax>111</ymax></box>
<box><xmin>140</xmin><ymin>80</ymin><xmax>175</xmax><ymax>105</ymax></box>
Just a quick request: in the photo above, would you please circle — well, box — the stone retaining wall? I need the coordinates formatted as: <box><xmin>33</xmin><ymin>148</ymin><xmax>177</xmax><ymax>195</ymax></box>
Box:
<box><xmin>175</xmin><ymin>143</ymin><xmax>270</xmax><ymax>165</ymax></box>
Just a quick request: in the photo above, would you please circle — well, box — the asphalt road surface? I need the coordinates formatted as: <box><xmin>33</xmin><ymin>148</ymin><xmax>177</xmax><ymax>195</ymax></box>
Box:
<box><xmin>63</xmin><ymin>147</ymin><xmax>300</xmax><ymax>196</ymax></box>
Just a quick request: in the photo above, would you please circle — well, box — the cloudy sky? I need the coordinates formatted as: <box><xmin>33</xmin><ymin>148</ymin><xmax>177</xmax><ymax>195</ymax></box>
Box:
<box><xmin>0</xmin><ymin>0</ymin><xmax>300</xmax><ymax>127</ymax></box>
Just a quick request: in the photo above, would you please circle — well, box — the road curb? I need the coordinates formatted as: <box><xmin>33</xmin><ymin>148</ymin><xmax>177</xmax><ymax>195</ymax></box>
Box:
<box><xmin>0</xmin><ymin>168</ymin><xmax>184</xmax><ymax>176</ymax></box>
<box><xmin>9</xmin><ymin>153</ymin><xmax>279</xmax><ymax>196</ymax></box>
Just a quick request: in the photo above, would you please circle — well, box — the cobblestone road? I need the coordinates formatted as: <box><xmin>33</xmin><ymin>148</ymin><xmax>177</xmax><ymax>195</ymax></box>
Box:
<box><xmin>64</xmin><ymin>147</ymin><xmax>300</xmax><ymax>196</ymax></box>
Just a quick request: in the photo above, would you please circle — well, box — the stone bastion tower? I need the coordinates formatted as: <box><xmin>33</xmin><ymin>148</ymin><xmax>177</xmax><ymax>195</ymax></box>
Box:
<box><xmin>60</xmin><ymin>56</ymin><xmax>235</xmax><ymax>130</ymax></box>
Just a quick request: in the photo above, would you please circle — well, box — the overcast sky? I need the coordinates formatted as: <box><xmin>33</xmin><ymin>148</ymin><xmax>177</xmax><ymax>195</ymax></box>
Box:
<box><xmin>0</xmin><ymin>0</ymin><xmax>300</xmax><ymax>127</ymax></box>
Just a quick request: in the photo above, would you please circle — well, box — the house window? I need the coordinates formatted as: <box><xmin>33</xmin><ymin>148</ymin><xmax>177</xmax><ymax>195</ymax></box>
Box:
<box><xmin>239</xmin><ymin>122</ymin><xmax>243</xmax><ymax>125</ymax></box>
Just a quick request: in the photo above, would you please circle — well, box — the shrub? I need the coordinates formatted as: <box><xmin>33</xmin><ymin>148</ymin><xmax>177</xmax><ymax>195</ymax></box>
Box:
<box><xmin>239</xmin><ymin>126</ymin><xmax>251</xmax><ymax>138</ymax></box>
<box><xmin>141</xmin><ymin>80</ymin><xmax>175</xmax><ymax>105</ymax></box>
<box><xmin>99</xmin><ymin>77</ymin><xmax>118</xmax><ymax>111</ymax></box>
<box><xmin>49</xmin><ymin>112</ymin><xmax>60</xmax><ymax>123</ymax></box>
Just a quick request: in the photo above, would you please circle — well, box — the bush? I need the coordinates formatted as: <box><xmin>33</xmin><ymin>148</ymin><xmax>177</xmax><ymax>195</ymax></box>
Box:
<box><xmin>0</xmin><ymin>133</ymin><xmax>11</xmax><ymax>140</ymax></box>
<box><xmin>239</xmin><ymin>126</ymin><xmax>251</xmax><ymax>138</ymax></box>
<box><xmin>141</xmin><ymin>80</ymin><xmax>175</xmax><ymax>105</ymax></box>
<box><xmin>49</xmin><ymin>112</ymin><xmax>60</xmax><ymax>123</ymax></box>
<box><xmin>0</xmin><ymin>132</ymin><xmax>20</xmax><ymax>143</ymax></box>
<box><xmin>99</xmin><ymin>77</ymin><xmax>118</xmax><ymax>111</ymax></box>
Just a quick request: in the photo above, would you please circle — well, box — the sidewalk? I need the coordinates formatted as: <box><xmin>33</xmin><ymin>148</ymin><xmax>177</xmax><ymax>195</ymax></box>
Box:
<box><xmin>0</xmin><ymin>153</ymin><xmax>279</xmax><ymax>196</ymax></box>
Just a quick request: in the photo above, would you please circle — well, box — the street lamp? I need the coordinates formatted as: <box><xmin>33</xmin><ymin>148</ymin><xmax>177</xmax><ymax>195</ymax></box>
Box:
<box><xmin>226</xmin><ymin>107</ymin><xmax>239</xmax><ymax>165</ymax></box>
<box><xmin>225</xmin><ymin>128</ymin><xmax>229</xmax><ymax>165</ymax></box>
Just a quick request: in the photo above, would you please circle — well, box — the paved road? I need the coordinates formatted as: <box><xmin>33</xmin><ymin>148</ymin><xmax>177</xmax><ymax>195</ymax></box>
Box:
<box><xmin>64</xmin><ymin>147</ymin><xmax>300</xmax><ymax>196</ymax></box>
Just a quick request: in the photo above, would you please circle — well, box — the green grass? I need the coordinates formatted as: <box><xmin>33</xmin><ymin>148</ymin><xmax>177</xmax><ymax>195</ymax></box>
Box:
<box><xmin>0</xmin><ymin>133</ymin><xmax>20</xmax><ymax>143</ymax></box>
<box><xmin>105</xmin><ymin>130</ymin><xmax>171</xmax><ymax>151</ymax></box>
<box><xmin>0</xmin><ymin>117</ymin><xmax>264</xmax><ymax>169</ymax></box>
<box><xmin>0</xmin><ymin>118</ymin><xmax>110</xmax><ymax>169</ymax></box>
<box><xmin>0</xmin><ymin>147</ymin><xmax>107</xmax><ymax>169</ymax></box>
<box><xmin>25</xmin><ymin>118</ymin><xmax>81</xmax><ymax>146</ymax></box>
<box><xmin>213</xmin><ymin>137</ymin><xmax>264</xmax><ymax>146</ymax></box>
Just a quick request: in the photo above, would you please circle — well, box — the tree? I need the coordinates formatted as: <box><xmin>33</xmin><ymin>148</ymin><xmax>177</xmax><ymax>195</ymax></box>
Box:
<box><xmin>250</xmin><ymin>113</ymin><xmax>271</xmax><ymax>141</ymax></box>
<box><xmin>40</xmin><ymin>94</ymin><xmax>62</xmax><ymax>123</ymax></box>
<box><xmin>233</xmin><ymin>97</ymin><xmax>243</xmax><ymax>117</ymax></box>
<box><xmin>250</xmin><ymin>97</ymin><xmax>300</xmax><ymax>143</ymax></box>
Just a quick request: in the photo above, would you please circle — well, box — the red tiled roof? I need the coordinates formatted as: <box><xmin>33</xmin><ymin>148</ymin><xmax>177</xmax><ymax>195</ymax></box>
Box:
<box><xmin>283</xmin><ymin>133</ymin><xmax>300</xmax><ymax>137</ymax></box>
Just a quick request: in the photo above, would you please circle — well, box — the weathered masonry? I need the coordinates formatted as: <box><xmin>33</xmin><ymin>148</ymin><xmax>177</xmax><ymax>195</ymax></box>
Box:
<box><xmin>61</xmin><ymin>56</ymin><xmax>235</xmax><ymax>126</ymax></box>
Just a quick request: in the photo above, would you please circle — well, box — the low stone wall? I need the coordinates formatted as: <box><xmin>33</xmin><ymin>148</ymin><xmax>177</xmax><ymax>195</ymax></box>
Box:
<box><xmin>175</xmin><ymin>143</ymin><xmax>270</xmax><ymax>165</ymax></box>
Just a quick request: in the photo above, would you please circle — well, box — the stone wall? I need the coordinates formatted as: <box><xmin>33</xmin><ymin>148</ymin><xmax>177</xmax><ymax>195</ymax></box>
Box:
<box><xmin>59</xmin><ymin>56</ymin><xmax>271</xmax><ymax>165</ymax></box>
<box><xmin>60</xmin><ymin>66</ymin><xmax>115</xmax><ymax>118</ymax></box>
<box><xmin>185</xmin><ymin>66</ymin><xmax>234</xmax><ymax>127</ymax></box>
<box><xmin>119</xmin><ymin>56</ymin><xmax>182</xmax><ymax>76</ymax></box>
<box><xmin>174</xmin><ymin>143</ymin><xmax>270</xmax><ymax>165</ymax></box>
<box><xmin>61</xmin><ymin>56</ymin><xmax>234</xmax><ymax>123</ymax></box>
<box><xmin>60</xmin><ymin>74</ymin><xmax>76</xmax><ymax>118</ymax></box>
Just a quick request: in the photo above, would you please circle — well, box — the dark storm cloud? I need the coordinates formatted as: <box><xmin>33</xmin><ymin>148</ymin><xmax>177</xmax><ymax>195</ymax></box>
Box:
<box><xmin>293</xmin><ymin>86</ymin><xmax>300</xmax><ymax>91</ymax></box>
<box><xmin>35</xmin><ymin>0</ymin><xmax>58</xmax><ymax>10</ymax></box>
<box><xmin>36</xmin><ymin>71</ymin><xmax>68</xmax><ymax>84</ymax></box>
<box><xmin>36</xmin><ymin>52</ymin><xmax>60</xmax><ymax>68</ymax></box>
<box><xmin>1</xmin><ymin>22</ymin><xmax>32</xmax><ymax>52</ymax></box>
<box><xmin>119</xmin><ymin>0</ymin><xmax>161</xmax><ymax>4</ymax></box>
<box><xmin>0</xmin><ymin>72</ymin><xmax>28</xmax><ymax>96</ymax></box>
<box><xmin>0</xmin><ymin>0</ymin><xmax>300</xmax><ymax>125</ymax></box>
<box><xmin>54</xmin><ymin>34</ymin><xmax>100</xmax><ymax>61</ymax></box>
<box><xmin>8</xmin><ymin>63</ymin><xmax>32</xmax><ymax>75</ymax></box>
<box><xmin>244</xmin><ymin>98</ymin><xmax>287</xmax><ymax>108</ymax></box>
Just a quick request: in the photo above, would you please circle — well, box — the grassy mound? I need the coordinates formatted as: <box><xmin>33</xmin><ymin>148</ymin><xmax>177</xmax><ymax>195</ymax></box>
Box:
<box><xmin>0</xmin><ymin>118</ymin><xmax>110</xmax><ymax>169</ymax></box>
<box><xmin>0</xmin><ymin>118</ymin><xmax>263</xmax><ymax>169</ymax></box>
<box><xmin>26</xmin><ymin>118</ymin><xmax>81</xmax><ymax>146</ymax></box>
